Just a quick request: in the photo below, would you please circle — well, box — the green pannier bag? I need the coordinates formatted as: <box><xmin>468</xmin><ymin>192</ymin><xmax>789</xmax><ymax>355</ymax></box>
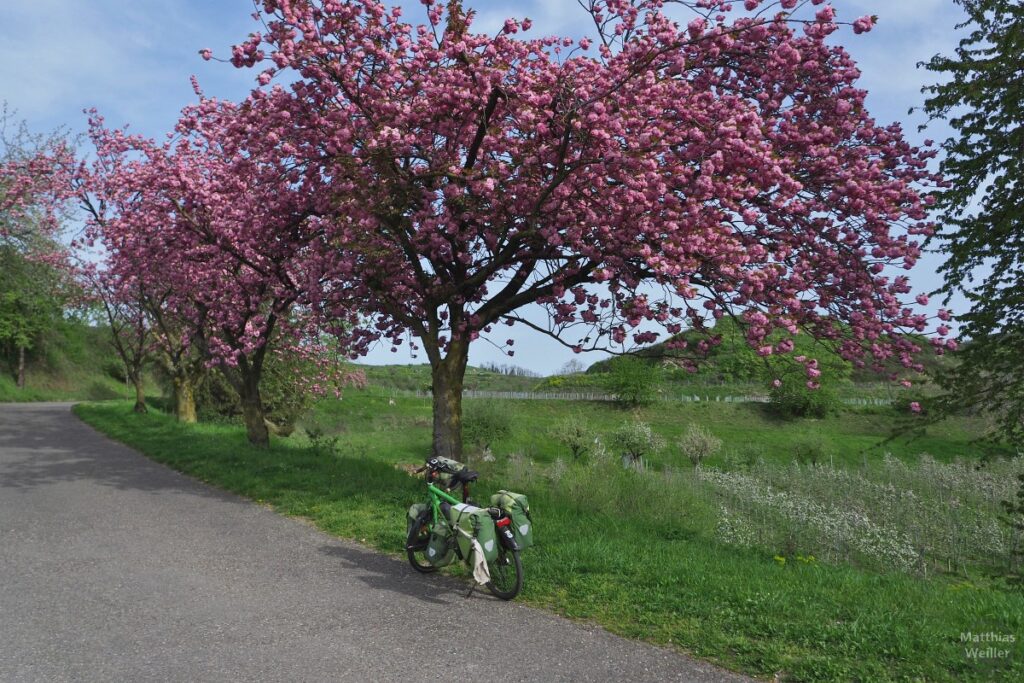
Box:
<box><xmin>490</xmin><ymin>490</ymin><xmax>533</xmax><ymax>550</ymax></box>
<box><xmin>407</xmin><ymin>503</ymin><xmax>430</xmax><ymax>537</ymax></box>
<box><xmin>425</xmin><ymin>520</ymin><xmax>455</xmax><ymax>567</ymax></box>
<box><xmin>447</xmin><ymin>503</ymin><xmax>499</xmax><ymax>562</ymax></box>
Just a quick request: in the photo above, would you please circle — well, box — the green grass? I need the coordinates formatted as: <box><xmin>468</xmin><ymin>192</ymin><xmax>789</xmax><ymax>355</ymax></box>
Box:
<box><xmin>306</xmin><ymin>390</ymin><xmax>1008</xmax><ymax>468</ymax></box>
<box><xmin>76</xmin><ymin>400</ymin><xmax>1024</xmax><ymax>682</ymax></box>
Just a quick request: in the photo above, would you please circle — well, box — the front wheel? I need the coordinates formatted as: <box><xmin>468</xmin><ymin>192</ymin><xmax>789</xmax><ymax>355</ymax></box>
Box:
<box><xmin>486</xmin><ymin>548</ymin><xmax>523</xmax><ymax>600</ymax></box>
<box><xmin>406</xmin><ymin>516</ymin><xmax>438</xmax><ymax>574</ymax></box>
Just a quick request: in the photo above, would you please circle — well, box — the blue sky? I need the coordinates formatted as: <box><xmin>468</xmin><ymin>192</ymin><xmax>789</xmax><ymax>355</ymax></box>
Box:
<box><xmin>1</xmin><ymin>0</ymin><xmax>967</xmax><ymax>374</ymax></box>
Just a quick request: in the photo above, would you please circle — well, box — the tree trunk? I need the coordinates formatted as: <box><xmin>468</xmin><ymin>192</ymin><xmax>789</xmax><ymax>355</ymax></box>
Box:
<box><xmin>131</xmin><ymin>373</ymin><xmax>147</xmax><ymax>414</ymax></box>
<box><xmin>173</xmin><ymin>375</ymin><xmax>198</xmax><ymax>423</ymax></box>
<box><xmin>239</xmin><ymin>373</ymin><xmax>269</xmax><ymax>448</ymax></box>
<box><xmin>16</xmin><ymin>345</ymin><xmax>26</xmax><ymax>389</ymax></box>
<box><xmin>430</xmin><ymin>341</ymin><xmax>469</xmax><ymax>461</ymax></box>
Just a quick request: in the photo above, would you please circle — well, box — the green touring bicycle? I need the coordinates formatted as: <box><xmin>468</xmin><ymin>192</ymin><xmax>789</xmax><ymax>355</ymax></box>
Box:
<box><xmin>405</xmin><ymin>457</ymin><xmax>532</xmax><ymax>600</ymax></box>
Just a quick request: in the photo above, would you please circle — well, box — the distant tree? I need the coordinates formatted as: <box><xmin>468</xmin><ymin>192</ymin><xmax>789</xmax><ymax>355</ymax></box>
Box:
<box><xmin>559</xmin><ymin>359</ymin><xmax>586</xmax><ymax>376</ymax></box>
<box><xmin>0</xmin><ymin>108</ymin><xmax>74</xmax><ymax>388</ymax></box>
<box><xmin>480</xmin><ymin>362</ymin><xmax>539</xmax><ymax>377</ymax></box>
<box><xmin>921</xmin><ymin>0</ymin><xmax>1024</xmax><ymax>441</ymax></box>
<box><xmin>603</xmin><ymin>356</ymin><xmax>659</xmax><ymax>407</ymax></box>
<box><xmin>610</xmin><ymin>420</ymin><xmax>665</xmax><ymax>468</ymax></box>
<box><xmin>549</xmin><ymin>413</ymin><xmax>594</xmax><ymax>462</ymax></box>
<box><xmin>0</xmin><ymin>244</ymin><xmax>65</xmax><ymax>388</ymax></box>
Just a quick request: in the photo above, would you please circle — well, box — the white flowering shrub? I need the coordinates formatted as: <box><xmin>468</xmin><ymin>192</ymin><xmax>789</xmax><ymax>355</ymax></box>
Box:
<box><xmin>698</xmin><ymin>468</ymin><xmax>920</xmax><ymax>571</ymax></box>
<box><xmin>699</xmin><ymin>454</ymin><xmax>1024</xmax><ymax>575</ymax></box>
<box><xmin>677</xmin><ymin>424</ymin><xmax>722</xmax><ymax>468</ymax></box>
<box><xmin>609</xmin><ymin>420</ymin><xmax>665</xmax><ymax>465</ymax></box>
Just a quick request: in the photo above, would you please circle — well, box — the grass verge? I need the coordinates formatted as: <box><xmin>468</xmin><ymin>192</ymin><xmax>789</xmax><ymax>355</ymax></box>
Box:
<box><xmin>75</xmin><ymin>401</ymin><xmax>1024</xmax><ymax>682</ymax></box>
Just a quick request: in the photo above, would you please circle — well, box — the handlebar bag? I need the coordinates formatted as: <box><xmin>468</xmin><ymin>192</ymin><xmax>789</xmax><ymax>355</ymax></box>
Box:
<box><xmin>490</xmin><ymin>490</ymin><xmax>533</xmax><ymax>550</ymax></box>
<box><xmin>426</xmin><ymin>456</ymin><xmax>467</xmax><ymax>490</ymax></box>
<box><xmin>448</xmin><ymin>503</ymin><xmax>499</xmax><ymax>563</ymax></box>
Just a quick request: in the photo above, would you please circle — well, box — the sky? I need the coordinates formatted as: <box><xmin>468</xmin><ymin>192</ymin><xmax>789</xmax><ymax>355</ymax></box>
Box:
<box><xmin>0</xmin><ymin>0</ymin><xmax>968</xmax><ymax>374</ymax></box>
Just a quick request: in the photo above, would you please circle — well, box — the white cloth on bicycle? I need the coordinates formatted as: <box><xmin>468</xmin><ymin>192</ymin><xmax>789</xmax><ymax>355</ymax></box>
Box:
<box><xmin>456</xmin><ymin>526</ymin><xmax>491</xmax><ymax>584</ymax></box>
<box><xmin>470</xmin><ymin>538</ymin><xmax>490</xmax><ymax>585</ymax></box>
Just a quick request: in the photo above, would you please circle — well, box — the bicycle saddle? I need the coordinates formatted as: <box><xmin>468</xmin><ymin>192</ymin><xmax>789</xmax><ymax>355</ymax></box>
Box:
<box><xmin>451</xmin><ymin>468</ymin><xmax>479</xmax><ymax>484</ymax></box>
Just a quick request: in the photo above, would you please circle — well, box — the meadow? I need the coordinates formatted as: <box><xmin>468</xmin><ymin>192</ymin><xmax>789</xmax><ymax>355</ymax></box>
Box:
<box><xmin>75</xmin><ymin>386</ymin><xmax>1024</xmax><ymax>682</ymax></box>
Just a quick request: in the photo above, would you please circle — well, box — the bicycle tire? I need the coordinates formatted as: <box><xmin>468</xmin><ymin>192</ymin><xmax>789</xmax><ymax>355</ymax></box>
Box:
<box><xmin>406</xmin><ymin>517</ymin><xmax>439</xmax><ymax>574</ymax></box>
<box><xmin>485</xmin><ymin>548</ymin><xmax>523</xmax><ymax>600</ymax></box>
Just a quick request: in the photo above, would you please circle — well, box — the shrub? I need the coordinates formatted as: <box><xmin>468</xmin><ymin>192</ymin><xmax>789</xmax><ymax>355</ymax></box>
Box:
<box><xmin>609</xmin><ymin>419</ymin><xmax>665</xmax><ymax>466</ymax></box>
<box><xmin>463</xmin><ymin>400</ymin><xmax>512</xmax><ymax>453</ymax></box>
<box><xmin>793</xmin><ymin>433</ymin><xmax>832</xmax><ymax>467</ymax></box>
<box><xmin>549</xmin><ymin>413</ymin><xmax>594</xmax><ymax>462</ymax></box>
<box><xmin>194</xmin><ymin>346</ymin><xmax>348</xmax><ymax>434</ymax></box>
<box><xmin>677</xmin><ymin>424</ymin><xmax>722</xmax><ymax>468</ymax></box>
<box><xmin>103</xmin><ymin>359</ymin><xmax>128</xmax><ymax>383</ymax></box>
<box><xmin>768</xmin><ymin>378</ymin><xmax>838</xmax><ymax>419</ymax></box>
<box><xmin>1001</xmin><ymin>473</ymin><xmax>1024</xmax><ymax>587</ymax></box>
<box><xmin>602</xmin><ymin>356</ymin><xmax>659</xmax><ymax>407</ymax></box>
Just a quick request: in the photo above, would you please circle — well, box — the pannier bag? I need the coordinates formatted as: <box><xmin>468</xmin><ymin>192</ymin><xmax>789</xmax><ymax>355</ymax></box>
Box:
<box><xmin>448</xmin><ymin>503</ymin><xmax>499</xmax><ymax>563</ymax></box>
<box><xmin>407</xmin><ymin>503</ymin><xmax>429</xmax><ymax>537</ymax></box>
<box><xmin>425</xmin><ymin>520</ymin><xmax>455</xmax><ymax>567</ymax></box>
<box><xmin>490</xmin><ymin>490</ymin><xmax>533</xmax><ymax>549</ymax></box>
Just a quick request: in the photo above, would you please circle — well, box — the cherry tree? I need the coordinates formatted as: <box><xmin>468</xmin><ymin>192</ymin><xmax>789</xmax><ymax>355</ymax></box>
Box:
<box><xmin>0</xmin><ymin>110</ymin><xmax>80</xmax><ymax>388</ymax></box>
<box><xmin>211</xmin><ymin>0</ymin><xmax>942</xmax><ymax>459</ymax></box>
<box><xmin>83</xmin><ymin>95</ymin><xmax>366</xmax><ymax>445</ymax></box>
<box><xmin>84</xmin><ymin>268</ymin><xmax>152</xmax><ymax>413</ymax></box>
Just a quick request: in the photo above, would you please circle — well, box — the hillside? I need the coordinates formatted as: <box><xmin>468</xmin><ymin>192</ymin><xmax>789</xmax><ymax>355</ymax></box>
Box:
<box><xmin>0</xmin><ymin>319</ymin><xmax>144</xmax><ymax>402</ymax></box>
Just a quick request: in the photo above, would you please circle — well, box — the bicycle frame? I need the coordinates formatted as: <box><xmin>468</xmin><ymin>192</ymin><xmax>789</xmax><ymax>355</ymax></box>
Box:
<box><xmin>426</xmin><ymin>483</ymin><xmax>462</xmax><ymax>525</ymax></box>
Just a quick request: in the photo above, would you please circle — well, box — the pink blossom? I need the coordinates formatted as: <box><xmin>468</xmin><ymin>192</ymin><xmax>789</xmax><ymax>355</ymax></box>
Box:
<box><xmin>852</xmin><ymin>15</ymin><xmax>876</xmax><ymax>34</ymax></box>
<box><xmin>909</xmin><ymin>401</ymin><xmax>922</xmax><ymax>413</ymax></box>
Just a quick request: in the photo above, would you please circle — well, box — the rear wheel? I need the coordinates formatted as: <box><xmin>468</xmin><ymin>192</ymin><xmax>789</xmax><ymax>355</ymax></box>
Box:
<box><xmin>486</xmin><ymin>548</ymin><xmax>523</xmax><ymax>600</ymax></box>
<box><xmin>406</xmin><ymin>515</ymin><xmax>438</xmax><ymax>574</ymax></box>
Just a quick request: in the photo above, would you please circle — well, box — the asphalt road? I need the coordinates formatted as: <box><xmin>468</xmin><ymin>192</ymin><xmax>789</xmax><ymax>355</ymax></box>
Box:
<box><xmin>0</xmin><ymin>402</ymin><xmax>750</xmax><ymax>682</ymax></box>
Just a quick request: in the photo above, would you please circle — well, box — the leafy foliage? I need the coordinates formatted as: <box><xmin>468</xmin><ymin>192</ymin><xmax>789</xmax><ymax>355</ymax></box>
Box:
<box><xmin>549</xmin><ymin>414</ymin><xmax>595</xmax><ymax>462</ymax></box>
<box><xmin>921</xmin><ymin>0</ymin><xmax>1024</xmax><ymax>442</ymax></box>
<box><xmin>0</xmin><ymin>245</ymin><xmax>67</xmax><ymax>375</ymax></box>
<box><xmin>769</xmin><ymin>378</ymin><xmax>839</xmax><ymax>420</ymax></box>
<box><xmin>462</xmin><ymin>400</ymin><xmax>512</xmax><ymax>453</ymax></box>
<box><xmin>610</xmin><ymin>419</ymin><xmax>665</xmax><ymax>465</ymax></box>
<box><xmin>195</xmin><ymin>345</ymin><xmax>350</xmax><ymax>435</ymax></box>
<box><xmin>603</xmin><ymin>356</ymin><xmax>659</xmax><ymax>407</ymax></box>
